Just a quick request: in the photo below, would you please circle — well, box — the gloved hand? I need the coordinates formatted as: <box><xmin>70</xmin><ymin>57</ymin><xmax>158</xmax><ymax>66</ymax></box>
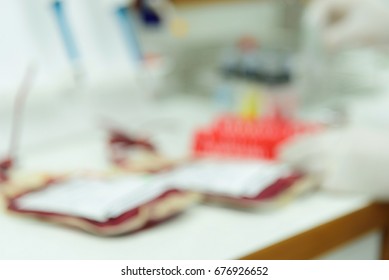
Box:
<box><xmin>305</xmin><ymin>0</ymin><xmax>389</xmax><ymax>50</ymax></box>
<box><xmin>279</xmin><ymin>127</ymin><xmax>389</xmax><ymax>200</ymax></box>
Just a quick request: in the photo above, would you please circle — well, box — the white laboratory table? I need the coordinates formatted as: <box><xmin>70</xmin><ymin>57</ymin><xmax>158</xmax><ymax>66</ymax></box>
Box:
<box><xmin>0</xmin><ymin>190</ymin><xmax>379</xmax><ymax>260</ymax></box>
<box><xmin>0</xmin><ymin>132</ymin><xmax>387</xmax><ymax>260</ymax></box>
<box><xmin>1</xmin><ymin>93</ymin><xmax>389</xmax><ymax>260</ymax></box>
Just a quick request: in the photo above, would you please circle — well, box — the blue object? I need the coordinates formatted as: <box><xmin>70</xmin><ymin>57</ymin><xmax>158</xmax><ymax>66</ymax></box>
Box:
<box><xmin>140</xmin><ymin>0</ymin><xmax>161</xmax><ymax>27</ymax></box>
<box><xmin>116</xmin><ymin>6</ymin><xmax>144</xmax><ymax>63</ymax></box>
<box><xmin>52</xmin><ymin>1</ymin><xmax>80</xmax><ymax>63</ymax></box>
<box><xmin>215</xmin><ymin>82</ymin><xmax>234</xmax><ymax>111</ymax></box>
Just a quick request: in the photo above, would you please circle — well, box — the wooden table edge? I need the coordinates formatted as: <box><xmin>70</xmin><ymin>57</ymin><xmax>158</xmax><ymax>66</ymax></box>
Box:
<box><xmin>239</xmin><ymin>202</ymin><xmax>389</xmax><ymax>260</ymax></box>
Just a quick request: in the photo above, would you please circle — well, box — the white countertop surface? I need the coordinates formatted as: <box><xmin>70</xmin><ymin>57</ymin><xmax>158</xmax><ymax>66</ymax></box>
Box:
<box><xmin>0</xmin><ymin>191</ymin><xmax>370</xmax><ymax>260</ymax></box>
<box><xmin>0</xmin><ymin>92</ymin><xmax>373</xmax><ymax>260</ymax></box>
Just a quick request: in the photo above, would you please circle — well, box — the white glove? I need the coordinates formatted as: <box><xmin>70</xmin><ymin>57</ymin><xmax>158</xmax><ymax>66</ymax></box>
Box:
<box><xmin>305</xmin><ymin>0</ymin><xmax>389</xmax><ymax>50</ymax></box>
<box><xmin>280</xmin><ymin>127</ymin><xmax>389</xmax><ymax>200</ymax></box>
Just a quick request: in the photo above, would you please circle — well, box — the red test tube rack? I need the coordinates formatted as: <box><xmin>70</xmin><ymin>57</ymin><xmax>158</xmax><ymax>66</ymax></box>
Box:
<box><xmin>193</xmin><ymin>115</ymin><xmax>321</xmax><ymax>160</ymax></box>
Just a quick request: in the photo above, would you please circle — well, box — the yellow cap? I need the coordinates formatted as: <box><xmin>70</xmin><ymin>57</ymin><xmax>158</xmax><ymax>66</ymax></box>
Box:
<box><xmin>239</xmin><ymin>88</ymin><xmax>261</xmax><ymax>120</ymax></box>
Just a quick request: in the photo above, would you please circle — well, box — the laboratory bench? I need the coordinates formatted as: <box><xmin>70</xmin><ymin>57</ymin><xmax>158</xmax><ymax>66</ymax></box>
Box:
<box><xmin>1</xmin><ymin>188</ymin><xmax>388</xmax><ymax>260</ymax></box>
<box><xmin>1</xmin><ymin>93</ymin><xmax>389</xmax><ymax>260</ymax></box>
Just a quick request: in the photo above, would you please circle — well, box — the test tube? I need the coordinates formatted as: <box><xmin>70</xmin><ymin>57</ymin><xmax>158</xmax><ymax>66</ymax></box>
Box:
<box><xmin>115</xmin><ymin>5</ymin><xmax>144</xmax><ymax>64</ymax></box>
<box><xmin>51</xmin><ymin>0</ymin><xmax>82</xmax><ymax>81</ymax></box>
